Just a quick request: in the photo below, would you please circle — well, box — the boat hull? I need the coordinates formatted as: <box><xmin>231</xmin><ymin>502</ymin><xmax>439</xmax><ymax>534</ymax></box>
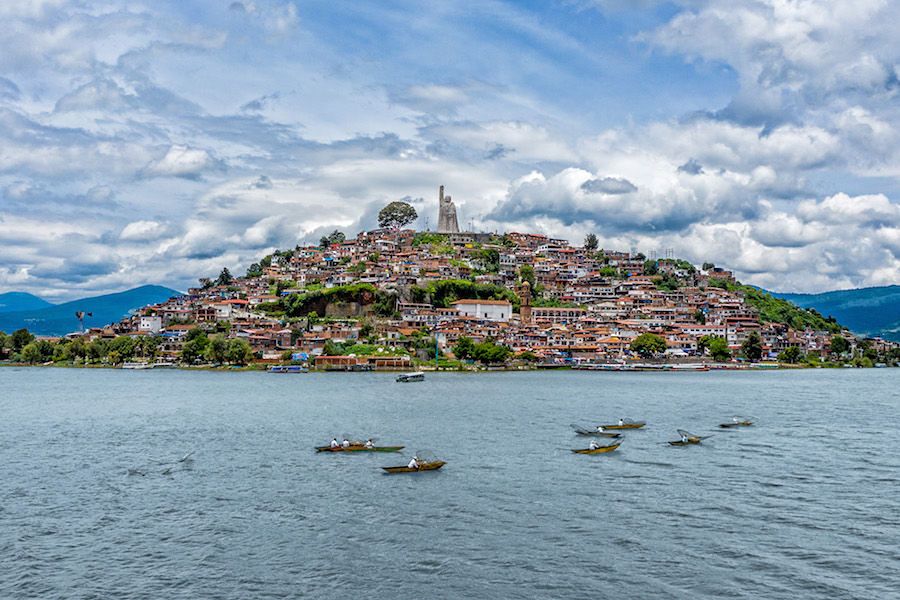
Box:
<box><xmin>719</xmin><ymin>421</ymin><xmax>753</xmax><ymax>428</ymax></box>
<box><xmin>382</xmin><ymin>461</ymin><xmax>446</xmax><ymax>473</ymax></box>
<box><xmin>668</xmin><ymin>438</ymin><xmax>702</xmax><ymax>446</ymax></box>
<box><xmin>572</xmin><ymin>444</ymin><xmax>621</xmax><ymax>454</ymax></box>
<box><xmin>316</xmin><ymin>445</ymin><xmax>405</xmax><ymax>453</ymax></box>
<box><xmin>574</xmin><ymin>430</ymin><xmax>621</xmax><ymax>438</ymax></box>
<box><xmin>599</xmin><ymin>421</ymin><xmax>646</xmax><ymax>430</ymax></box>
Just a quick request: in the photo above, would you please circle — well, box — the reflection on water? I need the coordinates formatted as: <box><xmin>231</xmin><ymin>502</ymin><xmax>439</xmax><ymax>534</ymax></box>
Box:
<box><xmin>1</xmin><ymin>368</ymin><xmax>898</xmax><ymax>599</ymax></box>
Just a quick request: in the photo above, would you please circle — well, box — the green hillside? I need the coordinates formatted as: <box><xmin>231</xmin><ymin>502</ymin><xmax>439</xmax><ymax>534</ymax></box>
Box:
<box><xmin>771</xmin><ymin>285</ymin><xmax>900</xmax><ymax>341</ymax></box>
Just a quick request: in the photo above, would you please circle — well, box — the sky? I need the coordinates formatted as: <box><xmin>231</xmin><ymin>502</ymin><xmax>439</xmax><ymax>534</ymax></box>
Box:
<box><xmin>1</xmin><ymin>0</ymin><xmax>898</xmax><ymax>301</ymax></box>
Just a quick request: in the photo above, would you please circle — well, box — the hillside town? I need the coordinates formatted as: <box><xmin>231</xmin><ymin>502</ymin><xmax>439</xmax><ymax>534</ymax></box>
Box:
<box><xmin>2</xmin><ymin>188</ymin><xmax>896</xmax><ymax>369</ymax></box>
<box><xmin>6</xmin><ymin>186</ymin><xmax>886</xmax><ymax>371</ymax></box>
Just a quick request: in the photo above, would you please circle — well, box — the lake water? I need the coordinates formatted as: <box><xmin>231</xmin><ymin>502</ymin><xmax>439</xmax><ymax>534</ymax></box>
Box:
<box><xmin>1</xmin><ymin>367</ymin><xmax>898</xmax><ymax>599</ymax></box>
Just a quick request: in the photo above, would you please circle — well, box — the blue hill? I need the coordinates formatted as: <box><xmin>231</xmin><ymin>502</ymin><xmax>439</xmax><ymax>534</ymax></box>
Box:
<box><xmin>771</xmin><ymin>285</ymin><xmax>900</xmax><ymax>341</ymax></box>
<box><xmin>0</xmin><ymin>285</ymin><xmax>181</xmax><ymax>336</ymax></box>
<box><xmin>0</xmin><ymin>292</ymin><xmax>53</xmax><ymax>313</ymax></box>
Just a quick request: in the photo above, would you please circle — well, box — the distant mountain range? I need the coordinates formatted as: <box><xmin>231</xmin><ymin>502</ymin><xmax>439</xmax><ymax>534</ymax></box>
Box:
<box><xmin>0</xmin><ymin>285</ymin><xmax>181</xmax><ymax>336</ymax></box>
<box><xmin>770</xmin><ymin>285</ymin><xmax>900</xmax><ymax>341</ymax></box>
<box><xmin>0</xmin><ymin>292</ymin><xmax>54</xmax><ymax>313</ymax></box>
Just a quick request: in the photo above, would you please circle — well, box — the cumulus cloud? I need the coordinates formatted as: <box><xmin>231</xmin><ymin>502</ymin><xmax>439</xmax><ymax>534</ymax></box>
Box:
<box><xmin>145</xmin><ymin>145</ymin><xmax>223</xmax><ymax>180</ymax></box>
<box><xmin>0</xmin><ymin>0</ymin><xmax>897</xmax><ymax>298</ymax></box>
<box><xmin>581</xmin><ymin>176</ymin><xmax>637</xmax><ymax>195</ymax></box>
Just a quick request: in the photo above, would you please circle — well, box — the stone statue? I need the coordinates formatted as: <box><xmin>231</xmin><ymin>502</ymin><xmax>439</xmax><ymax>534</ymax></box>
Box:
<box><xmin>437</xmin><ymin>185</ymin><xmax>460</xmax><ymax>233</ymax></box>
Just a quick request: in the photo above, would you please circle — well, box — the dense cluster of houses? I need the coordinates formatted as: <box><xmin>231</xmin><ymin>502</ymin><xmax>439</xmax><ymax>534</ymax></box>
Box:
<box><xmin>96</xmin><ymin>227</ymin><xmax>862</xmax><ymax>366</ymax></box>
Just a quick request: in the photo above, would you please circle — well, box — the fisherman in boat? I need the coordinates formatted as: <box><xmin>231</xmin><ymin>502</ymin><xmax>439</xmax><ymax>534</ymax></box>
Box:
<box><xmin>589</xmin><ymin>440</ymin><xmax>600</xmax><ymax>450</ymax></box>
<box><xmin>330</xmin><ymin>438</ymin><xmax>340</xmax><ymax>449</ymax></box>
<box><xmin>681</xmin><ymin>433</ymin><xmax>689</xmax><ymax>443</ymax></box>
<box><xmin>364</xmin><ymin>439</ymin><xmax>375</xmax><ymax>449</ymax></box>
<box><xmin>407</xmin><ymin>455</ymin><xmax>420</xmax><ymax>470</ymax></box>
<box><xmin>341</xmin><ymin>438</ymin><xmax>351</xmax><ymax>449</ymax></box>
<box><xmin>596</xmin><ymin>425</ymin><xmax>605</xmax><ymax>433</ymax></box>
<box><xmin>618</xmin><ymin>418</ymin><xmax>625</xmax><ymax>426</ymax></box>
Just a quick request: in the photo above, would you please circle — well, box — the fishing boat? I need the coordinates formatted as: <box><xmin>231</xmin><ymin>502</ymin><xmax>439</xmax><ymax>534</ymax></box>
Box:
<box><xmin>668</xmin><ymin>429</ymin><xmax>708</xmax><ymax>445</ymax></box>
<box><xmin>571</xmin><ymin>425</ymin><xmax>621</xmax><ymax>438</ymax></box>
<box><xmin>316</xmin><ymin>444</ymin><xmax>404</xmax><ymax>453</ymax></box>
<box><xmin>396</xmin><ymin>371</ymin><xmax>425</xmax><ymax>382</ymax></box>
<box><xmin>268</xmin><ymin>365</ymin><xmax>308</xmax><ymax>373</ymax></box>
<box><xmin>598</xmin><ymin>419</ymin><xmax>646</xmax><ymax>430</ymax></box>
<box><xmin>382</xmin><ymin>460</ymin><xmax>446</xmax><ymax>473</ymax></box>
<box><xmin>572</xmin><ymin>441</ymin><xmax>622</xmax><ymax>454</ymax></box>
<box><xmin>719</xmin><ymin>417</ymin><xmax>753</xmax><ymax>428</ymax></box>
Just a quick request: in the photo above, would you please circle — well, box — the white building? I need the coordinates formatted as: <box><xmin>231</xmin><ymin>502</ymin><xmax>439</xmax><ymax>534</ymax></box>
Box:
<box><xmin>138</xmin><ymin>315</ymin><xmax>163</xmax><ymax>333</ymax></box>
<box><xmin>451</xmin><ymin>299</ymin><xmax>512</xmax><ymax>322</ymax></box>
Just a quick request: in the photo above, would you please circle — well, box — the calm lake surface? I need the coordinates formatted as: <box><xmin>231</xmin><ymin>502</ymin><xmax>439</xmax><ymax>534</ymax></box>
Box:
<box><xmin>2</xmin><ymin>367</ymin><xmax>898</xmax><ymax>599</ymax></box>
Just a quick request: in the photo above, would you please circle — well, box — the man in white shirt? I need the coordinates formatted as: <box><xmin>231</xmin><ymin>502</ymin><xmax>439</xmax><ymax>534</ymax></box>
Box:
<box><xmin>596</xmin><ymin>425</ymin><xmax>605</xmax><ymax>433</ymax></box>
<box><xmin>330</xmin><ymin>438</ymin><xmax>339</xmax><ymax>449</ymax></box>
<box><xmin>365</xmin><ymin>439</ymin><xmax>375</xmax><ymax>449</ymax></box>
<box><xmin>407</xmin><ymin>456</ymin><xmax>419</xmax><ymax>469</ymax></box>
<box><xmin>341</xmin><ymin>438</ymin><xmax>351</xmax><ymax>448</ymax></box>
<box><xmin>589</xmin><ymin>440</ymin><xmax>600</xmax><ymax>450</ymax></box>
<box><xmin>618</xmin><ymin>418</ymin><xmax>625</xmax><ymax>426</ymax></box>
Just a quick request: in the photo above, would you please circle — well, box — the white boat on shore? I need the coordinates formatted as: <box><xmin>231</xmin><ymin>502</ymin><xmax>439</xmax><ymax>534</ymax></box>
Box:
<box><xmin>121</xmin><ymin>362</ymin><xmax>153</xmax><ymax>370</ymax></box>
<box><xmin>396</xmin><ymin>371</ymin><xmax>425</xmax><ymax>382</ymax></box>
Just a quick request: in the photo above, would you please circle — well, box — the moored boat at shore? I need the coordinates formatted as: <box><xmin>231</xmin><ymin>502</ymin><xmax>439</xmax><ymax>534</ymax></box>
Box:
<box><xmin>396</xmin><ymin>371</ymin><xmax>425</xmax><ymax>382</ymax></box>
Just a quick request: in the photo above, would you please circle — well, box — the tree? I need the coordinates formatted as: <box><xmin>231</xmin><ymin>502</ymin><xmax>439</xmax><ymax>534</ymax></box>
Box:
<box><xmin>693</xmin><ymin>309</ymin><xmax>706</xmax><ymax>324</ymax></box>
<box><xmin>20</xmin><ymin>342</ymin><xmax>44</xmax><ymax>364</ymax></box>
<box><xmin>474</xmin><ymin>248</ymin><xmax>500</xmax><ymax>273</ymax></box>
<box><xmin>11</xmin><ymin>328</ymin><xmax>34</xmax><ymax>352</ymax></box>
<box><xmin>453</xmin><ymin>336</ymin><xmax>476</xmax><ymax>360</ymax></box>
<box><xmin>518</xmin><ymin>265</ymin><xmax>536</xmax><ymax>288</ymax></box>
<box><xmin>246</xmin><ymin>263</ymin><xmax>263</xmax><ymax>278</ymax></box>
<box><xmin>584</xmin><ymin>233</ymin><xmax>599</xmax><ymax>252</ymax></box>
<box><xmin>181</xmin><ymin>329</ymin><xmax>209</xmax><ymax>364</ymax></box>
<box><xmin>702</xmin><ymin>262</ymin><xmax>715</xmax><ymax>271</ymax></box>
<box><xmin>741</xmin><ymin>331</ymin><xmax>763</xmax><ymax>361</ymax></box>
<box><xmin>205</xmin><ymin>334</ymin><xmax>228</xmax><ymax>364</ymax></box>
<box><xmin>830</xmin><ymin>335</ymin><xmax>850</xmax><ymax>356</ymax></box>
<box><xmin>471</xmin><ymin>340</ymin><xmax>512</xmax><ymax>364</ymax></box>
<box><xmin>630</xmin><ymin>333</ymin><xmax>667</xmax><ymax>358</ymax></box>
<box><xmin>323</xmin><ymin>340</ymin><xmax>343</xmax><ymax>356</ymax></box>
<box><xmin>779</xmin><ymin>346</ymin><xmax>802</xmax><ymax>364</ymax></box>
<box><xmin>707</xmin><ymin>336</ymin><xmax>731</xmax><ymax>361</ymax></box>
<box><xmin>643</xmin><ymin>260</ymin><xmax>659</xmax><ymax>276</ymax></box>
<box><xmin>378</xmin><ymin>201</ymin><xmax>417</xmax><ymax>229</ymax></box>
<box><xmin>216</xmin><ymin>267</ymin><xmax>233</xmax><ymax>286</ymax></box>
<box><xmin>319</xmin><ymin>230</ymin><xmax>346</xmax><ymax>248</ymax></box>
<box><xmin>226</xmin><ymin>339</ymin><xmax>254</xmax><ymax>365</ymax></box>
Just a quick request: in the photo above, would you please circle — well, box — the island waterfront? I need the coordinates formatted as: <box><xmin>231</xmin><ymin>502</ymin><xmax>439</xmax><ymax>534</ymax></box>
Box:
<box><xmin>1</xmin><ymin>192</ymin><xmax>898</xmax><ymax>370</ymax></box>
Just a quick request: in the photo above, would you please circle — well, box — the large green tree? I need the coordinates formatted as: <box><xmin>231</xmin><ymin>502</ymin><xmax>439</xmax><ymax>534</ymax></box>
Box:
<box><xmin>583</xmin><ymin>233</ymin><xmax>599</xmax><ymax>252</ymax></box>
<box><xmin>11</xmin><ymin>328</ymin><xmax>34</xmax><ymax>352</ymax></box>
<box><xmin>830</xmin><ymin>335</ymin><xmax>850</xmax><ymax>356</ymax></box>
<box><xmin>779</xmin><ymin>346</ymin><xmax>802</xmax><ymax>364</ymax></box>
<box><xmin>741</xmin><ymin>332</ymin><xmax>763</xmax><ymax>361</ymax></box>
<box><xmin>377</xmin><ymin>201</ymin><xmax>417</xmax><ymax>229</ymax></box>
<box><xmin>630</xmin><ymin>333</ymin><xmax>667</xmax><ymax>358</ymax></box>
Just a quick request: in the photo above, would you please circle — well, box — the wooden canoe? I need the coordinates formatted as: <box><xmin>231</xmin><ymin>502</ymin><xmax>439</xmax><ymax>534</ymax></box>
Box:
<box><xmin>382</xmin><ymin>460</ymin><xmax>446</xmax><ymax>474</ymax></box>
<box><xmin>668</xmin><ymin>437</ymin><xmax>703</xmax><ymax>446</ymax></box>
<box><xmin>572</xmin><ymin>443</ymin><xmax>622</xmax><ymax>454</ymax></box>
<box><xmin>599</xmin><ymin>421</ymin><xmax>646</xmax><ymax>430</ymax></box>
<box><xmin>574</xmin><ymin>429</ymin><xmax>621</xmax><ymax>438</ymax></box>
<box><xmin>316</xmin><ymin>445</ymin><xmax>405</xmax><ymax>453</ymax></box>
<box><xmin>719</xmin><ymin>420</ymin><xmax>753</xmax><ymax>428</ymax></box>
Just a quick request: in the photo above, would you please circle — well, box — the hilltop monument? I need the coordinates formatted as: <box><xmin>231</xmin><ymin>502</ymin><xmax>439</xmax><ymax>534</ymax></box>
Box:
<box><xmin>437</xmin><ymin>185</ymin><xmax>460</xmax><ymax>233</ymax></box>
